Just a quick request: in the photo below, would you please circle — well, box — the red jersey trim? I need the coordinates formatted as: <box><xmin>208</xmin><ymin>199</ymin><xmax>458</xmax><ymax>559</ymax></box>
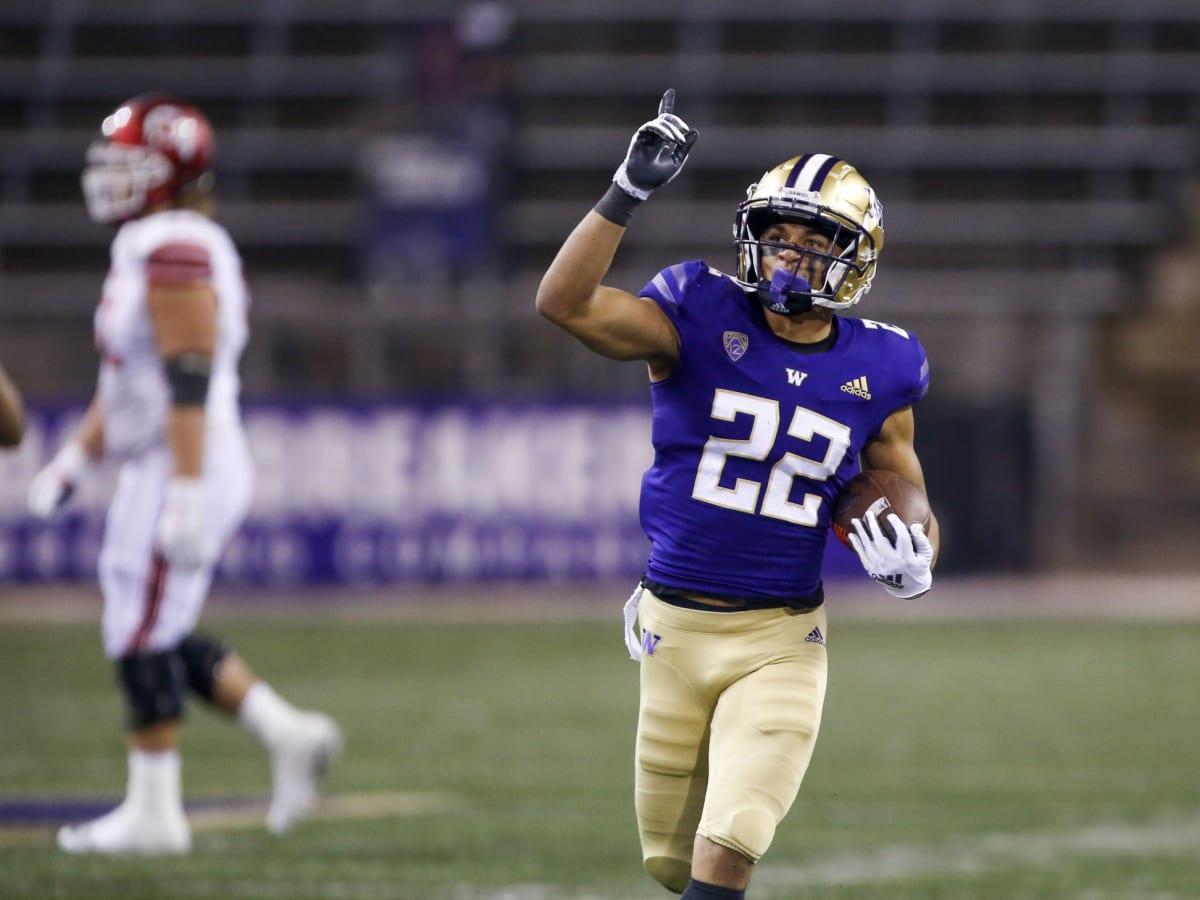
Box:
<box><xmin>146</xmin><ymin>242</ymin><xmax>212</xmax><ymax>285</ymax></box>
<box><xmin>127</xmin><ymin>552</ymin><xmax>168</xmax><ymax>653</ymax></box>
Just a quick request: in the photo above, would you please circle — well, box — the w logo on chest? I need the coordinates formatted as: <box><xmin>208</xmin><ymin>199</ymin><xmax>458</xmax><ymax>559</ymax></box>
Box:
<box><xmin>786</xmin><ymin>368</ymin><xmax>808</xmax><ymax>387</ymax></box>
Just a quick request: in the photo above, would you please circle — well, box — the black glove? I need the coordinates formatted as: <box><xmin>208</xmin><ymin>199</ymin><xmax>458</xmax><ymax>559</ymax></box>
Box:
<box><xmin>613</xmin><ymin>89</ymin><xmax>699</xmax><ymax>200</ymax></box>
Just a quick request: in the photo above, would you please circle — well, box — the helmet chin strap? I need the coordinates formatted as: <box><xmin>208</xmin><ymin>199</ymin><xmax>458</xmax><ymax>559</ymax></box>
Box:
<box><xmin>756</xmin><ymin>267</ymin><xmax>814</xmax><ymax>315</ymax></box>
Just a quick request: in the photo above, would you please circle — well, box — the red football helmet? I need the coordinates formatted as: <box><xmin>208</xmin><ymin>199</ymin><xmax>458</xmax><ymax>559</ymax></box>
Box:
<box><xmin>81</xmin><ymin>94</ymin><xmax>215</xmax><ymax>224</ymax></box>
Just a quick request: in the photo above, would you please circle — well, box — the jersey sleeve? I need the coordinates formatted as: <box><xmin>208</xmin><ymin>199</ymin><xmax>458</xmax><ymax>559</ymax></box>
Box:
<box><xmin>146</xmin><ymin>242</ymin><xmax>213</xmax><ymax>286</ymax></box>
<box><xmin>846</xmin><ymin>318</ymin><xmax>931</xmax><ymax>436</ymax></box>
<box><xmin>906</xmin><ymin>339</ymin><xmax>930</xmax><ymax>405</ymax></box>
<box><xmin>638</xmin><ymin>260</ymin><xmax>710</xmax><ymax>327</ymax></box>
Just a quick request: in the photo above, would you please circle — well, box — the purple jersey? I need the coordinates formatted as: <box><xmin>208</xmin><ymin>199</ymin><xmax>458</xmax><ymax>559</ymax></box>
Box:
<box><xmin>639</xmin><ymin>260</ymin><xmax>929</xmax><ymax>602</ymax></box>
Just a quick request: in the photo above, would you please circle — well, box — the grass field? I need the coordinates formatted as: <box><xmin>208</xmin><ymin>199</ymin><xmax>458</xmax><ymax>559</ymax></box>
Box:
<box><xmin>1</xmin><ymin>583</ymin><xmax>1198</xmax><ymax>899</ymax></box>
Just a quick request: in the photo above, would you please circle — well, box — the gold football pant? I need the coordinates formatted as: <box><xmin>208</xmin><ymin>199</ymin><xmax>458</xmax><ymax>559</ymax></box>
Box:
<box><xmin>634</xmin><ymin>589</ymin><xmax>828</xmax><ymax>892</ymax></box>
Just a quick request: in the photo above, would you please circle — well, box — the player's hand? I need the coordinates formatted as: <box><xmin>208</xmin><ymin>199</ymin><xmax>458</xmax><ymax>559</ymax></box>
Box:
<box><xmin>155</xmin><ymin>477</ymin><xmax>211</xmax><ymax>569</ymax></box>
<box><xmin>847</xmin><ymin>511</ymin><xmax>934</xmax><ymax>599</ymax></box>
<box><xmin>613</xmin><ymin>89</ymin><xmax>699</xmax><ymax>201</ymax></box>
<box><xmin>27</xmin><ymin>441</ymin><xmax>89</xmax><ymax>518</ymax></box>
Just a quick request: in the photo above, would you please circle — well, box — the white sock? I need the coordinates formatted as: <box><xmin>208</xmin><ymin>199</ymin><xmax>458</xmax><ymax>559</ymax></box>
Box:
<box><xmin>127</xmin><ymin>748</ymin><xmax>183</xmax><ymax>817</ymax></box>
<box><xmin>238</xmin><ymin>682</ymin><xmax>301</xmax><ymax>749</ymax></box>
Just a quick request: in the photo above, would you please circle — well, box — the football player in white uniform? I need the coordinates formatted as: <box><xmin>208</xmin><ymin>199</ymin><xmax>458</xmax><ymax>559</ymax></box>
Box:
<box><xmin>28</xmin><ymin>95</ymin><xmax>343</xmax><ymax>855</ymax></box>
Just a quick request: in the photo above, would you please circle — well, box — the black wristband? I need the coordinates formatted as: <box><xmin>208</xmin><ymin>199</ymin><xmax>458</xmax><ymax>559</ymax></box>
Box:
<box><xmin>593</xmin><ymin>183</ymin><xmax>642</xmax><ymax>226</ymax></box>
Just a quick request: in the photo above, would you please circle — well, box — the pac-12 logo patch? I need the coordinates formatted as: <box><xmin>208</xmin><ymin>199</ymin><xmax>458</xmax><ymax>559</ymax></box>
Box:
<box><xmin>723</xmin><ymin>331</ymin><xmax>748</xmax><ymax>361</ymax></box>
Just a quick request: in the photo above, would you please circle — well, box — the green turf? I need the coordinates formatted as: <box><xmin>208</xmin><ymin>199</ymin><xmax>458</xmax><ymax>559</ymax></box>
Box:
<box><xmin>1</xmin><ymin>610</ymin><xmax>1198</xmax><ymax>898</ymax></box>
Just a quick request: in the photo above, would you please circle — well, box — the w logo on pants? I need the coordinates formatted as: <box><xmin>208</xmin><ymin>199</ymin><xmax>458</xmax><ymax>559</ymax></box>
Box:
<box><xmin>641</xmin><ymin>631</ymin><xmax>662</xmax><ymax>656</ymax></box>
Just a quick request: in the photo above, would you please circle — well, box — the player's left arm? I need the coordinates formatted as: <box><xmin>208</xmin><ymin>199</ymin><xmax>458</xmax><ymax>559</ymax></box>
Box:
<box><xmin>860</xmin><ymin>405</ymin><xmax>941</xmax><ymax>567</ymax></box>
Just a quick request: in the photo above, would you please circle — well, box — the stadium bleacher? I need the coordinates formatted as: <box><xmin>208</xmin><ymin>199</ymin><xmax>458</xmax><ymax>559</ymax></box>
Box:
<box><xmin>2</xmin><ymin>0</ymin><xmax>1199</xmax><ymax>569</ymax></box>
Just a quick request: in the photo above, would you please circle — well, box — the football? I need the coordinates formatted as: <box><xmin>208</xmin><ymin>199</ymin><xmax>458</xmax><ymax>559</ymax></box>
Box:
<box><xmin>831</xmin><ymin>469</ymin><xmax>931</xmax><ymax>548</ymax></box>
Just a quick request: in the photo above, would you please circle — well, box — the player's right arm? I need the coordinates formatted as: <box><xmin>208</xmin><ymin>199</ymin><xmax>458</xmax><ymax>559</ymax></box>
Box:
<box><xmin>848</xmin><ymin>407</ymin><xmax>939</xmax><ymax>600</ymax></box>
<box><xmin>861</xmin><ymin>406</ymin><xmax>940</xmax><ymax>565</ymax></box>
<box><xmin>536</xmin><ymin>89</ymin><xmax>698</xmax><ymax>378</ymax></box>
<box><xmin>536</xmin><ymin>212</ymin><xmax>680</xmax><ymax>369</ymax></box>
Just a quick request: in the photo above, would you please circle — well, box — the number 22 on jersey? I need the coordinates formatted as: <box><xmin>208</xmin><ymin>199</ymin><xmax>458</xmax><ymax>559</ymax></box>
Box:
<box><xmin>691</xmin><ymin>389</ymin><xmax>851</xmax><ymax>527</ymax></box>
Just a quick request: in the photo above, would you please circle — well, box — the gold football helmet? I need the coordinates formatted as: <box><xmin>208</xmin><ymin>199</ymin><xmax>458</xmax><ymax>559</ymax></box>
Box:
<box><xmin>734</xmin><ymin>154</ymin><xmax>884</xmax><ymax>313</ymax></box>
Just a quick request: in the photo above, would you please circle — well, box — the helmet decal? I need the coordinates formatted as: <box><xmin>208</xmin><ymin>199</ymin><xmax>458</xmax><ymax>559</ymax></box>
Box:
<box><xmin>785</xmin><ymin>153</ymin><xmax>840</xmax><ymax>192</ymax></box>
<box><xmin>143</xmin><ymin>104</ymin><xmax>200</xmax><ymax>161</ymax></box>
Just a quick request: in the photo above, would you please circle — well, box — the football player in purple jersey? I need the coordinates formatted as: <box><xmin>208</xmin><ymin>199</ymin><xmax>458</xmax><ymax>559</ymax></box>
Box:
<box><xmin>537</xmin><ymin>90</ymin><xmax>940</xmax><ymax>898</ymax></box>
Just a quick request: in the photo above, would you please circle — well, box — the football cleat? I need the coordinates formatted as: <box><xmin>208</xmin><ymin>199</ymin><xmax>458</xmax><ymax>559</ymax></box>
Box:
<box><xmin>57</xmin><ymin>801</ymin><xmax>191</xmax><ymax>855</ymax></box>
<box><xmin>265</xmin><ymin>712</ymin><xmax>343</xmax><ymax>835</ymax></box>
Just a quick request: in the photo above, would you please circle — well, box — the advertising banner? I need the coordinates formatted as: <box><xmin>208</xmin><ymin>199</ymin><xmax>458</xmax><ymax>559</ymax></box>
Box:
<box><xmin>0</xmin><ymin>401</ymin><xmax>653</xmax><ymax>585</ymax></box>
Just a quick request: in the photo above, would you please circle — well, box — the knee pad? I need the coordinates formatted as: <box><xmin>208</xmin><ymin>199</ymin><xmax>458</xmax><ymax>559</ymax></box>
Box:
<box><xmin>700</xmin><ymin>811</ymin><xmax>775</xmax><ymax>863</ymax></box>
<box><xmin>177</xmin><ymin>632</ymin><xmax>230</xmax><ymax>703</ymax></box>
<box><xmin>115</xmin><ymin>650</ymin><xmax>188</xmax><ymax>730</ymax></box>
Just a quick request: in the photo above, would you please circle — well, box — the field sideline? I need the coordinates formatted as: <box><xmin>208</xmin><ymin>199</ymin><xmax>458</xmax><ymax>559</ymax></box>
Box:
<box><xmin>4</xmin><ymin>572</ymin><xmax>1199</xmax><ymax>626</ymax></box>
<box><xmin>1</xmin><ymin>574</ymin><xmax>1198</xmax><ymax>899</ymax></box>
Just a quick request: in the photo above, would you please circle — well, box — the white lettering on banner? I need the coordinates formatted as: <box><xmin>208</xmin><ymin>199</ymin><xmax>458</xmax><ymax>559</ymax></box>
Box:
<box><xmin>218</xmin><ymin>529</ymin><xmax>310</xmax><ymax>585</ymax></box>
<box><xmin>247</xmin><ymin>405</ymin><xmax>651</xmax><ymax>521</ymax></box>
<box><xmin>6</xmin><ymin>402</ymin><xmax>655</xmax><ymax>583</ymax></box>
<box><xmin>243</xmin><ymin>412</ymin><xmax>299</xmax><ymax>514</ymax></box>
<box><xmin>296</xmin><ymin>411</ymin><xmax>370</xmax><ymax>513</ymax></box>
<box><xmin>247</xmin><ymin>409</ymin><xmax>421</xmax><ymax>517</ymax></box>
<box><xmin>412</xmin><ymin>410</ymin><xmax>475</xmax><ymax>514</ymax></box>
<box><xmin>366</xmin><ymin>412</ymin><xmax>420</xmax><ymax>516</ymax></box>
<box><xmin>319</xmin><ymin>524</ymin><xmax>649</xmax><ymax>583</ymax></box>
